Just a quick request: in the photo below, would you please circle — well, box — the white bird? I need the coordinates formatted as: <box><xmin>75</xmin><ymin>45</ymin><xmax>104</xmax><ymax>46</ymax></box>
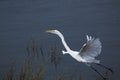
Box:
<box><xmin>46</xmin><ymin>29</ymin><xmax>113</xmax><ymax>79</ymax></box>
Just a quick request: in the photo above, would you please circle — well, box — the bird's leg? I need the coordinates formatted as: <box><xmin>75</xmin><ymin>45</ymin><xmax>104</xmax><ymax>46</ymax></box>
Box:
<box><xmin>90</xmin><ymin>65</ymin><xmax>106</xmax><ymax>80</ymax></box>
<box><xmin>95</xmin><ymin>63</ymin><xmax>113</xmax><ymax>74</ymax></box>
<box><xmin>62</xmin><ymin>50</ymin><xmax>68</xmax><ymax>55</ymax></box>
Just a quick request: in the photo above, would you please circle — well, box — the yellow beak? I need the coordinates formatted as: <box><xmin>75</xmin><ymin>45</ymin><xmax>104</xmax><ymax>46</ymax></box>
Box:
<box><xmin>46</xmin><ymin>30</ymin><xmax>55</xmax><ymax>33</ymax></box>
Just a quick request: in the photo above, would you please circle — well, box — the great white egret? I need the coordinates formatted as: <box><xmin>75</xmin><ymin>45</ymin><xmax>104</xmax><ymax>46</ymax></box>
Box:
<box><xmin>46</xmin><ymin>29</ymin><xmax>113</xmax><ymax>79</ymax></box>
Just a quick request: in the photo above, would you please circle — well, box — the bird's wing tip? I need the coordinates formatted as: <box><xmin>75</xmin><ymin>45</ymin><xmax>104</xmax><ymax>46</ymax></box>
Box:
<box><xmin>86</xmin><ymin>35</ymin><xmax>89</xmax><ymax>41</ymax></box>
<box><xmin>86</xmin><ymin>35</ymin><xmax>93</xmax><ymax>41</ymax></box>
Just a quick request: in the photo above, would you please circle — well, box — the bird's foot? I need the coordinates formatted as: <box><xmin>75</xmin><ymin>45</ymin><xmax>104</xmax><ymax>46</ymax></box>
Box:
<box><xmin>108</xmin><ymin>68</ymin><xmax>114</xmax><ymax>74</ymax></box>
<box><xmin>103</xmin><ymin>77</ymin><xmax>107</xmax><ymax>80</ymax></box>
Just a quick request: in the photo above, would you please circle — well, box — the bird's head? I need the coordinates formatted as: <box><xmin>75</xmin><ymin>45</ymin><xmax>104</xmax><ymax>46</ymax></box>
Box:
<box><xmin>46</xmin><ymin>30</ymin><xmax>59</xmax><ymax>35</ymax></box>
<box><xmin>46</xmin><ymin>29</ymin><xmax>64</xmax><ymax>39</ymax></box>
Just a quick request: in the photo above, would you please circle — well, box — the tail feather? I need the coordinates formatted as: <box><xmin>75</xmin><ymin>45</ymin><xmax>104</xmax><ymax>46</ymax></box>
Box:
<box><xmin>86</xmin><ymin>58</ymin><xmax>100</xmax><ymax>63</ymax></box>
<box><xmin>83</xmin><ymin>56</ymin><xmax>100</xmax><ymax>63</ymax></box>
<box><xmin>93</xmin><ymin>59</ymin><xmax>100</xmax><ymax>63</ymax></box>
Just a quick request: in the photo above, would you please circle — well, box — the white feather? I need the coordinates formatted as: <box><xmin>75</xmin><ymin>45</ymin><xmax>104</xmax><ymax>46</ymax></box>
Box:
<box><xmin>79</xmin><ymin>35</ymin><xmax>102</xmax><ymax>63</ymax></box>
<box><xmin>46</xmin><ymin>30</ymin><xmax>102</xmax><ymax>63</ymax></box>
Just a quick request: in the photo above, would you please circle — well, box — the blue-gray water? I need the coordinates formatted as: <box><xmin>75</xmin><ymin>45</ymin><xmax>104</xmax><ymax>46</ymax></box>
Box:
<box><xmin>0</xmin><ymin>0</ymin><xmax>120</xmax><ymax>80</ymax></box>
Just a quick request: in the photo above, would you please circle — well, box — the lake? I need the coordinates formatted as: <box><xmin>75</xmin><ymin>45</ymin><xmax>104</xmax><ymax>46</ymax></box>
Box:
<box><xmin>0</xmin><ymin>0</ymin><xmax>120</xmax><ymax>80</ymax></box>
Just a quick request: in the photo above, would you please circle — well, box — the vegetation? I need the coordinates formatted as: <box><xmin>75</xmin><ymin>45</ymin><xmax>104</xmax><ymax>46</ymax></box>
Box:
<box><xmin>3</xmin><ymin>39</ymin><xmax>114</xmax><ymax>80</ymax></box>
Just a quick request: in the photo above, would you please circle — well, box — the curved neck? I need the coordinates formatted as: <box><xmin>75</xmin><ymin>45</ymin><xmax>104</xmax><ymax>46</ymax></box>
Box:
<box><xmin>57</xmin><ymin>32</ymin><xmax>71</xmax><ymax>52</ymax></box>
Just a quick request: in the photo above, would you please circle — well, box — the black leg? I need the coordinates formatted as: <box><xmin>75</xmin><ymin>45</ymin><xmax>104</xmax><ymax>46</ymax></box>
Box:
<box><xmin>95</xmin><ymin>63</ymin><xmax>113</xmax><ymax>74</ymax></box>
<box><xmin>90</xmin><ymin>66</ymin><xmax>106</xmax><ymax>80</ymax></box>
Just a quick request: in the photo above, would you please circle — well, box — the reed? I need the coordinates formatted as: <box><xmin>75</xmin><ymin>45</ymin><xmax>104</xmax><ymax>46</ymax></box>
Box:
<box><xmin>4</xmin><ymin>39</ymin><xmax>114</xmax><ymax>80</ymax></box>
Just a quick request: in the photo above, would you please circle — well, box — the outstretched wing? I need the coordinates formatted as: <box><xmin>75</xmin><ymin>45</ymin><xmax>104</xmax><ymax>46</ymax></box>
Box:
<box><xmin>79</xmin><ymin>35</ymin><xmax>102</xmax><ymax>59</ymax></box>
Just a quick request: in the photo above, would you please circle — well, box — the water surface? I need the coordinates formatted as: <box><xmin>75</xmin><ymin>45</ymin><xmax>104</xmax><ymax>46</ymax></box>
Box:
<box><xmin>0</xmin><ymin>0</ymin><xmax>120</xmax><ymax>80</ymax></box>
